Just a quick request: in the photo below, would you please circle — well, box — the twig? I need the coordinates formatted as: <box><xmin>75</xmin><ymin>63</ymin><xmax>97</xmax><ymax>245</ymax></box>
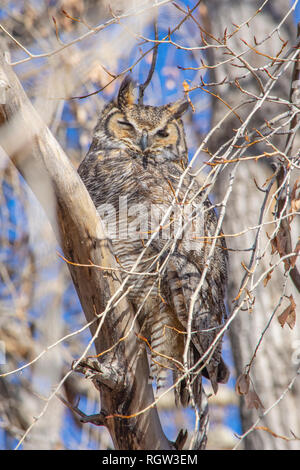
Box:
<box><xmin>0</xmin><ymin>0</ymin><xmax>172</xmax><ymax>66</ymax></box>
<box><xmin>57</xmin><ymin>393</ymin><xmax>107</xmax><ymax>426</ymax></box>
<box><xmin>138</xmin><ymin>9</ymin><xmax>159</xmax><ymax>105</ymax></box>
<box><xmin>233</xmin><ymin>369</ymin><xmax>300</xmax><ymax>449</ymax></box>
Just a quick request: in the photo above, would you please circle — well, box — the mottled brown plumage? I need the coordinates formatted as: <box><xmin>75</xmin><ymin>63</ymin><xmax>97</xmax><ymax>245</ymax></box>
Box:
<box><xmin>78</xmin><ymin>76</ymin><xmax>229</xmax><ymax>408</ymax></box>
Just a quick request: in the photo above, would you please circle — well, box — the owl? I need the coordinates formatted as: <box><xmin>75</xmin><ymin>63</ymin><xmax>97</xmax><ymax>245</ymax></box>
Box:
<box><xmin>78</xmin><ymin>76</ymin><xmax>229</xmax><ymax>409</ymax></box>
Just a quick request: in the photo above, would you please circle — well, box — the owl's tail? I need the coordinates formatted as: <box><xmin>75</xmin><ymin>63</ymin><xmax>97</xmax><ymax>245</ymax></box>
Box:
<box><xmin>172</xmin><ymin>347</ymin><xmax>210</xmax><ymax>451</ymax></box>
<box><xmin>173</xmin><ymin>346</ymin><xmax>229</xmax><ymax>408</ymax></box>
<box><xmin>173</xmin><ymin>345</ymin><xmax>202</xmax><ymax>408</ymax></box>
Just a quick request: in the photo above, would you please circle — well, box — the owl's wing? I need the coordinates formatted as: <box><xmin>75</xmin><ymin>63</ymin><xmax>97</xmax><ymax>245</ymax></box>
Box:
<box><xmin>164</xmin><ymin>258</ymin><xmax>228</xmax><ymax>397</ymax></box>
<box><xmin>162</xmin><ymin>199</ymin><xmax>229</xmax><ymax>396</ymax></box>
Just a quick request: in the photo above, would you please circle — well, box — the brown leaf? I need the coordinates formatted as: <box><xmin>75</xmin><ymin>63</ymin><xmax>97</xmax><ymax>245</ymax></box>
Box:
<box><xmin>290</xmin><ymin>178</ymin><xmax>300</xmax><ymax>214</ymax></box>
<box><xmin>277</xmin><ymin>228</ymin><xmax>288</xmax><ymax>255</ymax></box>
<box><xmin>271</xmin><ymin>227</ymin><xmax>290</xmax><ymax>271</ymax></box>
<box><xmin>278</xmin><ymin>295</ymin><xmax>296</xmax><ymax>329</ymax></box>
<box><xmin>290</xmin><ymin>238</ymin><xmax>300</xmax><ymax>269</ymax></box>
<box><xmin>182</xmin><ymin>80</ymin><xmax>195</xmax><ymax>112</ymax></box>
<box><xmin>245</xmin><ymin>389</ymin><xmax>264</xmax><ymax>410</ymax></box>
<box><xmin>263</xmin><ymin>268</ymin><xmax>274</xmax><ymax>287</ymax></box>
<box><xmin>235</xmin><ymin>373</ymin><xmax>250</xmax><ymax>396</ymax></box>
<box><xmin>182</xmin><ymin>80</ymin><xmax>190</xmax><ymax>93</ymax></box>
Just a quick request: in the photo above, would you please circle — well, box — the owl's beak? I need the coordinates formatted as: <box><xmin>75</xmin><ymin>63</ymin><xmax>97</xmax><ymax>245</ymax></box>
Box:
<box><xmin>139</xmin><ymin>131</ymin><xmax>148</xmax><ymax>151</ymax></box>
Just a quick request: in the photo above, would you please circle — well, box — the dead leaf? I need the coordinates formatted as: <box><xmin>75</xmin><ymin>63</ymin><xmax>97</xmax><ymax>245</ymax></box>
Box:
<box><xmin>235</xmin><ymin>373</ymin><xmax>250</xmax><ymax>396</ymax></box>
<box><xmin>182</xmin><ymin>80</ymin><xmax>195</xmax><ymax>112</ymax></box>
<box><xmin>182</xmin><ymin>80</ymin><xmax>189</xmax><ymax>93</ymax></box>
<box><xmin>236</xmin><ymin>375</ymin><xmax>264</xmax><ymax>410</ymax></box>
<box><xmin>290</xmin><ymin>238</ymin><xmax>300</xmax><ymax>268</ymax></box>
<box><xmin>290</xmin><ymin>178</ymin><xmax>300</xmax><ymax>214</ymax></box>
<box><xmin>271</xmin><ymin>227</ymin><xmax>290</xmax><ymax>271</ymax></box>
<box><xmin>263</xmin><ymin>268</ymin><xmax>274</xmax><ymax>287</ymax></box>
<box><xmin>245</xmin><ymin>389</ymin><xmax>264</xmax><ymax>410</ymax></box>
<box><xmin>278</xmin><ymin>295</ymin><xmax>296</xmax><ymax>329</ymax></box>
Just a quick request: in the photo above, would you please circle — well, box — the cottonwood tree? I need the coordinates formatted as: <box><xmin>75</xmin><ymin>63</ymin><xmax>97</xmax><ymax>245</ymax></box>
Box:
<box><xmin>0</xmin><ymin>0</ymin><xmax>299</xmax><ymax>450</ymax></box>
<box><xmin>206</xmin><ymin>0</ymin><xmax>300</xmax><ymax>450</ymax></box>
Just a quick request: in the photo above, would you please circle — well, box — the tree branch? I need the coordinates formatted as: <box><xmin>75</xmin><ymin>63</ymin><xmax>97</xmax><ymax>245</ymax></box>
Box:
<box><xmin>0</xmin><ymin>50</ymin><xmax>172</xmax><ymax>450</ymax></box>
<box><xmin>138</xmin><ymin>9</ymin><xmax>159</xmax><ymax>105</ymax></box>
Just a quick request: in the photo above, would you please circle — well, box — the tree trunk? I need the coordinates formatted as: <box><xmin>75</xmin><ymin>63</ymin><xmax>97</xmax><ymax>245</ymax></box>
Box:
<box><xmin>0</xmin><ymin>50</ymin><xmax>172</xmax><ymax>450</ymax></box>
<box><xmin>205</xmin><ymin>0</ymin><xmax>300</xmax><ymax>449</ymax></box>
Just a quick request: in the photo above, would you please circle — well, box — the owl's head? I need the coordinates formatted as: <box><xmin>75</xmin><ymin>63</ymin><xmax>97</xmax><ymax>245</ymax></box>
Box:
<box><xmin>95</xmin><ymin>76</ymin><xmax>189</xmax><ymax>165</ymax></box>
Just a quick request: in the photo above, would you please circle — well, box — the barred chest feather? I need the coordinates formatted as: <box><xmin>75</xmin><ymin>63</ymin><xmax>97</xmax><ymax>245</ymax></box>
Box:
<box><xmin>77</xmin><ymin>74</ymin><xmax>230</xmax><ymax>407</ymax></box>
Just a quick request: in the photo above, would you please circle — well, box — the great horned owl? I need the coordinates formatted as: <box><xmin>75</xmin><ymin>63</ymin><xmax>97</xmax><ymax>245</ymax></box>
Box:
<box><xmin>78</xmin><ymin>76</ymin><xmax>229</xmax><ymax>408</ymax></box>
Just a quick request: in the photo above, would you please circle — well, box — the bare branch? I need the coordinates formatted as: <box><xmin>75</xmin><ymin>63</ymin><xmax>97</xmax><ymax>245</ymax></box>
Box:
<box><xmin>138</xmin><ymin>10</ymin><xmax>159</xmax><ymax>105</ymax></box>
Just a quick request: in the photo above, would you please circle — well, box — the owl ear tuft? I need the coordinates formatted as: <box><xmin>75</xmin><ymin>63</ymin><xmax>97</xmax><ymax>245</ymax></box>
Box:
<box><xmin>168</xmin><ymin>98</ymin><xmax>189</xmax><ymax>119</ymax></box>
<box><xmin>118</xmin><ymin>75</ymin><xmax>136</xmax><ymax>110</ymax></box>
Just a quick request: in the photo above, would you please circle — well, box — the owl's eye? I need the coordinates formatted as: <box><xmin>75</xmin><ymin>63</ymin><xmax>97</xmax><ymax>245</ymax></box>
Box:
<box><xmin>156</xmin><ymin>129</ymin><xmax>169</xmax><ymax>138</ymax></box>
<box><xmin>118</xmin><ymin>120</ymin><xmax>134</xmax><ymax>130</ymax></box>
